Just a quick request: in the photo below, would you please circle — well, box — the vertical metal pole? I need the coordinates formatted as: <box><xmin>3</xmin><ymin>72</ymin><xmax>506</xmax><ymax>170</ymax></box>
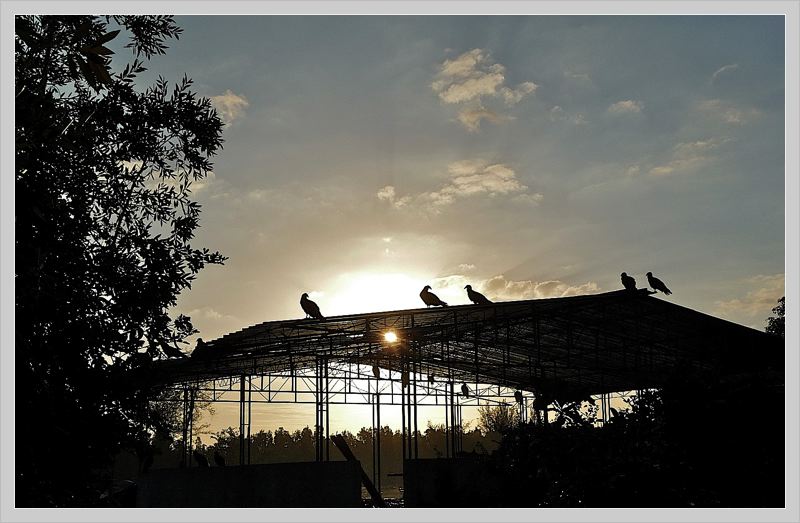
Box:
<box><xmin>181</xmin><ymin>386</ymin><xmax>189</xmax><ymax>467</ymax></box>
<box><xmin>376</xmin><ymin>391</ymin><xmax>382</xmax><ymax>493</ymax></box>
<box><xmin>444</xmin><ymin>379</ymin><xmax>450</xmax><ymax>458</ymax></box>
<box><xmin>247</xmin><ymin>376</ymin><xmax>252</xmax><ymax>464</ymax></box>
<box><xmin>239</xmin><ymin>375</ymin><xmax>246</xmax><ymax>466</ymax></box>
<box><xmin>315</xmin><ymin>358</ymin><xmax>321</xmax><ymax>462</ymax></box>
<box><xmin>412</xmin><ymin>345</ymin><xmax>419</xmax><ymax>459</ymax></box>
<box><xmin>324</xmin><ymin>357</ymin><xmax>330</xmax><ymax>461</ymax></box>
<box><xmin>401</xmin><ymin>361</ymin><xmax>406</xmax><ymax>464</ymax></box>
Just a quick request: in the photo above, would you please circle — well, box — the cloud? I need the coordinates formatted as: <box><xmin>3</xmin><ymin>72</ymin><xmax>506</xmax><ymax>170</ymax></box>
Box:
<box><xmin>458</xmin><ymin>263</ymin><xmax>476</xmax><ymax>272</ymax></box>
<box><xmin>697</xmin><ymin>99</ymin><xmax>761</xmax><ymax>125</ymax></box>
<box><xmin>711</xmin><ymin>63</ymin><xmax>738</xmax><ymax>83</ymax></box>
<box><xmin>549</xmin><ymin>105</ymin><xmax>588</xmax><ymax>126</ymax></box>
<box><xmin>608</xmin><ymin>99</ymin><xmax>644</xmax><ymax>114</ymax></box>
<box><xmin>430</xmin><ymin>273</ymin><xmax>600</xmax><ymax>302</ymax></box>
<box><xmin>714</xmin><ymin>274</ymin><xmax>784</xmax><ymax>323</ymax></box>
<box><xmin>432</xmin><ymin>48</ymin><xmax>537</xmax><ymax>131</ymax></box>
<box><xmin>376</xmin><ymin>185</ymin><xmax>412</xmax><ymax>209</ymax></box>
<box><xmin>457</xmin><ymin>106</ymin><xmax>510</xmax><ymax>132</ymax></box>
<box><xmin>649</xmin><ymin>137</ymin><xmax>730</xmax><ymax>176</ymax></box>
<box><xmin>210</xmin><ymin>89</ymin><xmax>250</xmax><ymax>125</ymax></box>
<box><xmin>377</xmin><ymin>160</ymin><xmax>538</xmax><ymax>212</ymax></box>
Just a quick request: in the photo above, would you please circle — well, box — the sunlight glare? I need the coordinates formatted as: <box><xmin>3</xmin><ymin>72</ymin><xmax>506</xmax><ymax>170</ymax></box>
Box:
<box><xmin>384</xmin><ymin>331</ymin><xmax>398</xmax><ymax>343</ymax></box>
<box><xmin>326</xmin><ymin>272</ymin><xmax>428</xmax><ymax>315</ymax></box>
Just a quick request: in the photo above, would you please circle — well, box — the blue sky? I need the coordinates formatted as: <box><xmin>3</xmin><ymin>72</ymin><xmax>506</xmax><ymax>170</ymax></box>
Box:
<box><xmin>119</xmin><ymin>15</ymin><xmax>785</xmax><ymax>433</ymax></box>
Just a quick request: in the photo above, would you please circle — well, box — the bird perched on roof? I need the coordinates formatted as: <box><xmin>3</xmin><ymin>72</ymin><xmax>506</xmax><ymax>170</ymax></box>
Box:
<box><xmin>160</xmin><ymin>340</ymin><xmax>187</xmax><ymax>359</ymax></box>
<box><xmin>191</xmin><ymin>338</ymin><xmax>213</xmax><ymax>359</ymax></box>
<box><xmin>464</xmin><ymin>284</ymin><xmax>492</xmax><ymax>305</ymax></box>
<box><xmin>193</xmin><ymin>450</ymin><xmax>209</xmax><ymax>468</ymax></box>
<box><xmin>372</xmin><ymin>364</ymin><xmax>380</xmax><ymax>379</ymax></box>
<box><xmin>620</xmin><ymin>272</ymin><xmax>637</xmax><ymax>292</ymax></box>
<box><xmin>514</xmin><ymin>390</ymin><xmax>523</xmax><ymax>404</ymax></box>
<box><xmin>420</xmin><ymin>285</ymin><xmax>448</xmax><ymax>307</ymax></box>
<box><xmin>213</xmin><ymin>450</ymin><xmax>226</xmax><ymax>467</ymax></box>
<box><xmin>461</xmin><ymin>383</ymin><xmax>470</xmax><ymax>397</ymax></box>
<box><xmin>646</xmin><ymin>272</ymin><xmax>672</xmax><ymax>295</ymax></box>
<box><xmin>300</xmin><ymin>293</ymin><xmax>324</xmax><ymax>320</ymax></box>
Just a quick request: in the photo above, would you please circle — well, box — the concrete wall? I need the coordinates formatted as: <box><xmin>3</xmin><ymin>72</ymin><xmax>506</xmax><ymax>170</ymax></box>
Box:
<box><xmin>136</xmin><ymin>461</ymin><xmax>362</xmax><ymax>507</ymax></box>
<box><xmin>403</xmin><ymin>458</ymin><xmax>505</xmax><ymax>507</ymax></box>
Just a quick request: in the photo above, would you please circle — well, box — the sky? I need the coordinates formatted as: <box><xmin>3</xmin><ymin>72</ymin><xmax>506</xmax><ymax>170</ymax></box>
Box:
<box><xmin>120</xmin><ymin>15</ymin><xmax>785</xmax><ymax>436</ymax></box>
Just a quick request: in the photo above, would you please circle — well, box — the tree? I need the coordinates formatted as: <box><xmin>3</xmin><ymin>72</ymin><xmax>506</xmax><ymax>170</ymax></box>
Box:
<box><xmin>765</xmin><ymin>296</ymin><xmax>784</xmax><ymax>337</ymax></box>
<box><xmin>15</xmin><ymin>15</ymin><xmax>225</xmax><ymax>506</ymax></box>
<box><xmin>477</xmin><ymin>404</ymin><xmax>520</xmax><ymax>434</ymax></box>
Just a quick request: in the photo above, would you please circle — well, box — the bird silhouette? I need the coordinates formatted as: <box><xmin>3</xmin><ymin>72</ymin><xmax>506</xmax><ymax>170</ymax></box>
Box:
<box><xmin>514</xmin><ymin>390</ymin><xmax>523</xmax><ymax>404</ymax></box>
<box><xmin>461</xmin><ymin>383</ymin><xmax>470</xmax><ymax>397</ymax></box>
<box><xmin>191</xmin><ymin>338</ymin><xmax>213</xmax><ymax>359</ymax></box>
<box><xmin>646</xmin><ymin>272</ymin><xmax>672</xmax><ymax>295</ymax></box>
<box><xmin>213</xmin><ymin>450</ymin><xmax>226</xmax><ymax>467</ymax></box>
<box><xmin>193</xmin><ymin>450</ymin><xmax>209</xmax><ymax>468</ymax></box>
<box><xmin>300</xmin><ymin>293</ymin><xmax>324</xmax><ymax>319</ymax></box>
<box><xmin>428</xmin><ymin>373</ymin><xmax>435</xmax><ymax>384</ymax></box>
<box><xmin>419</xmin><ymin>285</ymin><xmax>448</xmax><ymax>307</ymax></box>
<box><xmin>620</xmin><ymin>272</ymin><xmax>637</xmax><ymax>292</ymax></box>
<box><xmin>372</xmin><ymin>364</ymin><xmax>380</xmax><ymax>379</ymax></box>
<box><xmin>464</xmin><ymin>284</ymin><xmax>492</xmax><ymax>305</ymax></box>
<box><xmin>160</xmin><ymin>341</ymin><xmax>187</xmax><ymax>359</ymax></box>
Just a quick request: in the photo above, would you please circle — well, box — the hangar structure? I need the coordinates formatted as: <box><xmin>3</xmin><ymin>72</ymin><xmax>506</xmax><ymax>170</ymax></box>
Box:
<box><xmin>142</xmin><ymin>289</ymin><xmax>783</xmax><ymax>491</ymax></box>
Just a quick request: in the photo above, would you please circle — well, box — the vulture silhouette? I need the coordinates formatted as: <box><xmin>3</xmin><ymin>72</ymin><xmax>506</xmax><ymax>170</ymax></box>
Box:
<box><xmin>213</xmin><ymin>450</ymin><xmax>226</xmax><ymax>467</ymax></box>
<box><xmin>419</xmin><ymin>285</ymin><xmax>448</xmax><ymax>307</ymax></box>
<box><xmin>646</xmin><ymin>272</ymin><xmax>672</xmax><ymax>295</ymax></box>
<box><xmin>461</xmin><ymin>383</ymin><xmax>470</xmax><ymax>397</ymax></box>
<box><xmin>193</xmin><ymin>450</ymin><xmax>209</xmax><ymax>468</ymax></box>
<box><xmin>300</xmin><ymin>293</ymin><xmax>324</xmax><ymax>320</ymax></box>
<box><xmin>514</xmin><ymin>390</ymin><xmax>523</xmax><ymax>404</ymax></box>
<box><xmin>191</xmin><ymin>338</ymin><xmax>213</xmax><ymax>359</ymax></box>
<box><xmin>464</xmin><ymin>284</ymin><xmax>492</xmax><ymax>305</ymax></box>
<box><xmin>160</xmin><ymin>341</ymin><xmax>187</xmax><ymax>359</ymax></box>
<box><xmin>372</xmin><ymin>364</ymin><xmax>380</xmax><ymax>379</ymax></box>
<box><xmin>620</xmin><ymin>272</ymin><xmax>637</xmax><ymax>292</ymax></box>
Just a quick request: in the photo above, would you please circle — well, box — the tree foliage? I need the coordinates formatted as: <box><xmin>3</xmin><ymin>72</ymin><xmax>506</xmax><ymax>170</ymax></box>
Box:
<box><xmin>15</xmin><ymin>15</ymin><xmax>225</xmax><ymax>506</ymax></box>
<box><xmin>765</xmin><ymin>296</ymin><xmax>785</xmax><ymax>337</ymax></box>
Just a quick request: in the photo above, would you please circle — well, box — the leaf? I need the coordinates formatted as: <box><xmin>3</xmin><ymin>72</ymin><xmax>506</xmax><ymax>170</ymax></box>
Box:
<box><xmin>97</xmin><ymin>29</ymin><xmax>120</xmax><ymax>44</ymax></box>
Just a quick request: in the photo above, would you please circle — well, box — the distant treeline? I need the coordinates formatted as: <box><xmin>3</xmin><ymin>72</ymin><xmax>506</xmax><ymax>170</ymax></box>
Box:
<box><xmin>114</xmin><ymin>423</ymin><xmax>502</xmax><ymax>496</ymax></box>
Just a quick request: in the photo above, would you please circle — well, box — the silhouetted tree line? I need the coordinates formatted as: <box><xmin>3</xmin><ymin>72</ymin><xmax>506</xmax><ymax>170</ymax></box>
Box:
<box><xmin>16</xmin><ymin>15</ymin><xmax>224</xmax><ymax>506</ymax></box>
<box><xmin>113</xmin><ymin>422</ymin><xmax>502</xmax><ymax>498</ymax></box>
<box><xmin>491</xmin><ymin>371</ymin><xmax>783</xmax><ymax>507</ymax></box>
<box><xmin>766</xmin><ymin>296</ymin><xmax>785</xmax><ymax>337</ymax></box>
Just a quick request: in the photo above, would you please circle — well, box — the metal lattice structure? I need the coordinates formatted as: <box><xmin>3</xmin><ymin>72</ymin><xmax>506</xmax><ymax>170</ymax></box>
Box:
<box><xmin>141</xmin><ymin>289</ymin><xmax>783</xmax><ymax>480</ymax></box>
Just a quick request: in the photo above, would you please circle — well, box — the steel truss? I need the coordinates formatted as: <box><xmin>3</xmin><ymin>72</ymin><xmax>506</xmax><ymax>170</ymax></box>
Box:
<box><xmin>142</xmin><ymin>289</ymin><xmax>780</xmax><ymax>478</ymax></box>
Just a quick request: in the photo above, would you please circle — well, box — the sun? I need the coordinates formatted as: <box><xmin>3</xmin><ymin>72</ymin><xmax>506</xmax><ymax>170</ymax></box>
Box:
<box><xmin>383</xmin><ymin>331</ymin><xmax>398</xmax><ymax>343</ymax></box>
<box><xmin>325</xmin><ymin>272</ymin><xmax>428</xmax><ymax>315</ymax></box>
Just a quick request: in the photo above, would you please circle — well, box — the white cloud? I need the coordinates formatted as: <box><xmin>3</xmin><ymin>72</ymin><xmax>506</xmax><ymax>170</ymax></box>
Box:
<box><xmin>430</xmin><ymin>273</ymin><xmax>600</xmax><ymax>302</ymax></box>
<box><xmin>377</xmin><ymin>160</ymin><xmax>537</xmax><ymax>211</ymax></box>
<box><xmin>376</xmin><ymin>185</ymin><xmax>411</xmax><ymax>209</ymax></box>
<box><xmin>608</xmin><ymin>99</ymin><xmax>644</xmax><ymax>114</ymax></box>
<box><xmin>456</xmin><ymin>106</ymin><xmax>510</xmax><ymax>132</ymax></box>
<box><xmin>711</xmin><ymin>63</ymin><xmax>739</xmax><ymax>83</ymax></box>
<box><xmin>714</xmin><ymin>273</ymin><xmax>784</xmax><ymax>324</ymax></box>
<box><xmin>458</xmin><ymin>263</ymin><xmax>476</xmax><ymax>272</ymax></box>
<box><xmin>432</xmin><ymin>48</ymin><xmax>537</xmax><ymax>131</ymax></box>
<box><xmin>697</xmin><ymin>99</ymin><xmax>761</xmax><ymax>125</ymax></box>
<box><xmin>649</xmin><ymin>137</ymin><xmax>730</xmax><ymax>176</ymax></box>
<box><xmin>512</xmin><ymin>192</ymin><xmax>544</xmax><ymax>205</ymax></box>
<box><xmin>210</xmin><ymin>89</ymin><xmax>250</xmax><ymax>125</ymax></box>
